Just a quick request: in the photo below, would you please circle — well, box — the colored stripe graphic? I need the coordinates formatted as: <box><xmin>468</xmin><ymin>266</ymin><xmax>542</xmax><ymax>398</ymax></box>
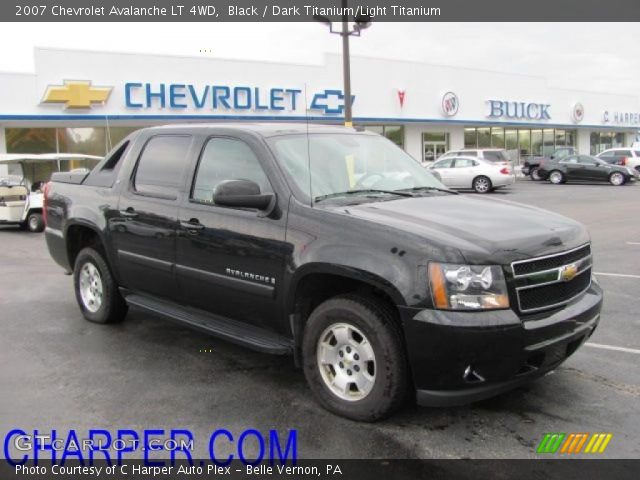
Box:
<box><xmin>538</xmin><ymin>433</ymin><xmax>613</xmax><ymax>454</ymax></box>
<box><xmin>584</xmin><ymin>433</ymin><xmax>613</xmax><ymax>454</ymax></box>
<box><xmin>537</xmin><ymin>433</ymin><xmax>566</xmax><ymax>453</ymax></box>
<box><xmin>560</xmin><ymin>433</ymin><xmax>589</xmax><ymax>454</ymax></box>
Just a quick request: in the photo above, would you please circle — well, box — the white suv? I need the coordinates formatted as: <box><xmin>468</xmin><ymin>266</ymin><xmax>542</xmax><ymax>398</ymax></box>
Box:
<box><xmin>440</xmin><ymin>148</ymin><xmax>512</xmax><ymax>165</ymax></box>
<box><xmin>596</xmin><ymin>148</ymin><xmax>640</xmax><ymax>173</ymax></box>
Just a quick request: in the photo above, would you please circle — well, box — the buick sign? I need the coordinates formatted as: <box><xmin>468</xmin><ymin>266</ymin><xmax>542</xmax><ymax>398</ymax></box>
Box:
<box><xmin>442</xmin><ymin>92</ymin><xmax>459</xmax><ymax>116</ymax></box>
<box><xmin>487</xmin><ymin>100</ymin><xmax>551</xmax><ymax>120</ymax></box>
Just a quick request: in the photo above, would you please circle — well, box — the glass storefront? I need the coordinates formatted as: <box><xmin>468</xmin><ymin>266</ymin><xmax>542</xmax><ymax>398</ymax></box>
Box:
<box><xmin>364</xmin><ymin>125</ymin><xmax>405</xmax><ymax>148</ymax></box>
<box><xmin>5</xmin><ymin>127</ymin><xmax>140</xmax><ymax>156</ymax></box>
<box><xmin>422</xmin><ymin>132</ymin><xmax>449</xmax><ymax>162</ymax></box>
<box><xmin>465</xmin><ymin>127</ymin><xmax>578</xmax><ymax>163</ymax></box>
<box><xmin>589</xmin><ymin>131</ymin><xmax>626</xmax><ymax>155</ymax></box>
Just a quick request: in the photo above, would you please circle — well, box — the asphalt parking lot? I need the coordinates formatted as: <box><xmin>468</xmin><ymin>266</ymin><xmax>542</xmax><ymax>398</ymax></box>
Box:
<box><xmin>1</xmin><ymin>178</ymin><xmax>639</xmax><ymax>460</ymax></box>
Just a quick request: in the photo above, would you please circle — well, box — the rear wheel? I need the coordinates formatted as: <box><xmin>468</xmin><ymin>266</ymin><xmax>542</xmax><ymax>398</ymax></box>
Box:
<box><xmin>73</xmin><ymin>247</ymin><xmax>127</xmax><ymax>324</ymax></box>
<box><xmin>609</xmin><ymin>172</ymin><xmax>626</xmax><ymax>186</ymax></box>
<box><xmin>27</xmin><ymin>212</ymin><xmax>44</xmax><ymax>233</ymax></box>
<box><xmin>549</xmin><ymin>170</ymin><xmax>564</xmax><ymax>184</ymax></box>
<box><xmin>302</xmin><ymin>295</ymin><xmax>407</xmax><ymax>422</ymax></box>
<box><xmin>530</xmin><ymin>167</ymin><xmax>542</xmax><ymax>181</ymax></box>
<box><xmin>472</xmin><ymin>175</ymin><xmax>492</xmax><ymax>193</ymax></box>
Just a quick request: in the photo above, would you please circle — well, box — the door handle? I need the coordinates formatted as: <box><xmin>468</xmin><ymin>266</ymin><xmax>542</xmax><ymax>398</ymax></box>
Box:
<box><xmin>180</xmin><ymin>219</ymin><xmax>205</xmax><ymax>232</ymax></box>
<box><xmin>119</xmin><ymin>207</ymin><xmax>138</xmax><ymax>218</ymax></box>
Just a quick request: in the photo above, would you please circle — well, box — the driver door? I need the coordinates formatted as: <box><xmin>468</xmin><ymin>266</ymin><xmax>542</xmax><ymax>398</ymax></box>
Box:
<box><xmin>175</xmin><ymin>136</ymin><xmax>288</xmax><ymax>331</ymax></box>
<box><xmin>578</xmin><ymin>155</ymin><xmax>606</xmax><ymax>181</ymax></box>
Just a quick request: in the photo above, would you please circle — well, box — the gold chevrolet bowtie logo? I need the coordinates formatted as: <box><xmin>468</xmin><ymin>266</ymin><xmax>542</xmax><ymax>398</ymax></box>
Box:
<box><xmin>42</xmin><ymin>80</ymin><xmax>112</xmax><ymax>109</ymax></box>
<box><xmin>560</xmin><ymin>263</ymin><xmax>579</xmax><ymax>282</ymax></box>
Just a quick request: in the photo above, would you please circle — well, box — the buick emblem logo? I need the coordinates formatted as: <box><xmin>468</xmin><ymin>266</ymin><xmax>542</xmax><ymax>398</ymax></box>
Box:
<box><xmin>442</xmin><ymin>92</ymin><xmax>459</xmax><ymax>116</ymax></box>
<box><xmin>572</xmin><ymin>103</ymin><xmax>584</xmax><ymax>123</ymax></box>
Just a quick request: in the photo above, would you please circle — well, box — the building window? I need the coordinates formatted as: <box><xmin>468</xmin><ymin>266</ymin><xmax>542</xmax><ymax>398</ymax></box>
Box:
<box><xmin>5</xmin><ymin>128</ymin><xmax>57</xmax><ymax>153</ymax></box>
<box><xmin>422</xmin><ymin>132</ymin><xmax>449</xmax><ymax>162</ymax></box>
<box><xmin>5</xmin><ymin>127</ymin><xmax>141</xmax><ymax>156</ymax></box>
<box><xmin>363</xmin><ymin>125</ymin><xmax>405</xmax><ymax>149</ymax></box>
<box><xmin>589</xmin><ymin>131</ymin><xmax>626</xmax><ymax>155</ymax></box>
<box><xmin>464</xmin><ymin>127</ymin><xmax>578</xmax><ymax>162</ymax></box>
<box><xmin>464</xmin><ymin>128</ymin><xmax>477</xmax><ymax>148</ymax></box>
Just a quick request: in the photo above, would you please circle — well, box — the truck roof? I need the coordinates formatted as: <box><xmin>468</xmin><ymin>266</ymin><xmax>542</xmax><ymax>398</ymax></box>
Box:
<box><xmin>146</xmin><ymin>122</ymin><xmax>375</xmax><ymax>138</ymax></box>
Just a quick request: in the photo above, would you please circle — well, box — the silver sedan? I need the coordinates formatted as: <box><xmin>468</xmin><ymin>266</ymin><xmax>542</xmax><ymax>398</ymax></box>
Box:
<box><xmin>427</xmin><ymin>155</ymin><xmax>516</xmax><ymax>193</ymax></box>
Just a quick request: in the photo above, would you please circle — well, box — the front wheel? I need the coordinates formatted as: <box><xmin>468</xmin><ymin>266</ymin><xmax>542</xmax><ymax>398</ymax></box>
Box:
<box><xmin>302</xmin><ymin>295</ymin><xmax>407</xmax><ymax>422</ymax></box>
<box><xmin>473</xmin><ymin>175</ymin><xmax>492</xmax><ymax>193</ymax></box>
<box><xmin>609</xmin><ymin>172</ymin><xmax>626</xmax><ymax>186</ymax></box>
<box><xmin>73</xmin><ymin>247</ymin><xmax>128</xmax><ymax>324</ymax></box>
<box><xmin>530</xmin><ymin>167</ymin><xmax>542</xmax><ymax>181</ymax></box>
<box><xmin>548</xmin><ymin>170</ymin><xmax>565</xmax><ymax>184</ymax></box>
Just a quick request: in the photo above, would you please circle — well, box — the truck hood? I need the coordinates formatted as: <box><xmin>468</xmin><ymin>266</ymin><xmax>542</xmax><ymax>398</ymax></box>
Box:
<box><xmin>328</xmin><ymin>195</ymin><xmax>589</xmax><ymax>264</ymax></box>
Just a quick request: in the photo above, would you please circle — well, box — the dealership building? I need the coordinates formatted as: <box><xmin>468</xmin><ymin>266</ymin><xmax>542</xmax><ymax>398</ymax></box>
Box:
<box><xmin>1</xmin><ymin>47</ymin><xmax>639</xmax><ymax>174</ymax></box>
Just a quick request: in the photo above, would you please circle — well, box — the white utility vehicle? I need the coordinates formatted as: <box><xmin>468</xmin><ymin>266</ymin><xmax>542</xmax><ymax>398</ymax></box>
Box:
<box><xmin>0</xmin><ymin>154</ymin><xmax>101</xmax><ymax>232</ymax></box>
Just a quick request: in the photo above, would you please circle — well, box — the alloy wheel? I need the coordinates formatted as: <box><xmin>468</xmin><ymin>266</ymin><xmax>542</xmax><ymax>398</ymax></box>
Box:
<box><xmin>79</xmin><ymin>262</ymin><xmax>103</xmax><ymax>313</ymax></box>
<box><xmin>474</xmin><ymin>177</ymin><xmax>491</xmax><ymax>193</ymax></box>
<box><xmin>316</xmin><ymin>322</ymin><xmax>376</xmax><ymax>401</ymax></box>
<box><xmin>610</xmin><ymin>172</ymin><xmax>625</xmax><ymax>186</ymax></box>
<box><xmin>549</xmin><ymin>171</ymin><xmax>563</xmax><ymax>184</ymax></box>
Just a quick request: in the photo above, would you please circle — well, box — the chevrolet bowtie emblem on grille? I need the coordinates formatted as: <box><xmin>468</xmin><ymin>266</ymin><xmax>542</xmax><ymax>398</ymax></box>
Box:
<box><xmin>42</xmin><ymin>80</ymin><xmax>112</xmax><ymax>109</ymax></box>
<box><xmin>560</xmin><ymin>263</ymin><xmax>579</xmax><ymax>282</ymax></box>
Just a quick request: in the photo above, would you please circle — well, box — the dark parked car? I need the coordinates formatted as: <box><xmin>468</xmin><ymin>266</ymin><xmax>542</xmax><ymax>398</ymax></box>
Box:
<box><xmin>44</xmin><ymin>124</ymin><xmax>602</xmax><ymax>421</ymax></box>
<box><xmin>522</xmin><ymin>147</ymin><xmax>577</xmax><ymax>180</ymax></box>
<box><xmin>539</xmin><ymin>154</ymin><xmax>638</xmax><ymax>186</ymax></box>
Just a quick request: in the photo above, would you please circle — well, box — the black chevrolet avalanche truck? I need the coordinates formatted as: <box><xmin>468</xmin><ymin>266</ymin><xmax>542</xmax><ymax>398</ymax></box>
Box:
<box><xmin>44</xmin><ymin>124</ymin><xmax>603</xmax><ymax>421</ymax></box>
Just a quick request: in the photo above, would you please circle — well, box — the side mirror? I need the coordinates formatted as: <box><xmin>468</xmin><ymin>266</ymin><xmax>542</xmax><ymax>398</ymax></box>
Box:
<box><xmin>213</xmin><ymin>179</ymin><xmax>275</xmax><ymax>212</ymax></box>
<box><xmin>550</xmin><ymin>155</ymin><xmax>555</xmax><ymax>160</ymax></box>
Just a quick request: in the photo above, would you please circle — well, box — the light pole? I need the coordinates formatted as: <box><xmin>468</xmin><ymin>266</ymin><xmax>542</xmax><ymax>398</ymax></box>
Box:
<box><xmin>314</xmin><ymin>1</ymin><xmax>371</xmax><ymax>127</ymax></box>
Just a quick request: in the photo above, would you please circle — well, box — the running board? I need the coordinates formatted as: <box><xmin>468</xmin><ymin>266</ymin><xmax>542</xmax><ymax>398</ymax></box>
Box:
<box><xmin>123</xmin><ymin>293</ymin><xmax>293</xmax><ymax>355</ymax></box>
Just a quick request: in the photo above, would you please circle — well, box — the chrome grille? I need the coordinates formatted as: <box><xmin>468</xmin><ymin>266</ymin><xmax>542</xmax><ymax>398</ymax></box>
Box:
<box><xmin>512</xmin><ymin>244</ymin><xmax>592</xmax><ymax>313</ymax></box>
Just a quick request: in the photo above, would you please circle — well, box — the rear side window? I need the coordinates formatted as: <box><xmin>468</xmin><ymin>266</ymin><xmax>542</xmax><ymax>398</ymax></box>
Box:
<box><xmin>134</xmin><ymin>135</ymin><xmax>192</xmax><ymax>199</ymax></box>
<box><xmin>454</xmin><ymin>158</ymin><xmax>475</xmax><ymax>168</ymax></box>
<box><xmin>634</xmin><ymin>151</ymin><xmax>640</xmax><ymax>157</ymax></box>
<box><xmin>483</xmin><ymin>151</ymin><xmax>507</xmax><ymax>162</ymax></box>
<box><xmin>615</xmin><ymin>150</ymin><xmax>632</xmax><ymax>157</ymax></box>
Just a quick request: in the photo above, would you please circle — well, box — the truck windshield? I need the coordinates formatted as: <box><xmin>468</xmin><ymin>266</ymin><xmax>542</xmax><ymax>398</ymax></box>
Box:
<box><xmin>268</xmin><ymin>133</ymin><xmax>446</xmax><ymax>202</ymax></box>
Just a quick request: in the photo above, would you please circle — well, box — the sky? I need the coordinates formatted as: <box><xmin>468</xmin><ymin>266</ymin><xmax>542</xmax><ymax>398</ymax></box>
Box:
<box><xmin>0</xmin><ymin>22</ymin><xmax>637</xmax><ymax>97</ymax></box>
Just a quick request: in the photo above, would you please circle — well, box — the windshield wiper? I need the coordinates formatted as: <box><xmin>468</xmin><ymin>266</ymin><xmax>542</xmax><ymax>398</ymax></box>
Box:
<box><xmin>314</xmin><ymin>189</ymin><xmax>414</xmax><ymax>203</ymax></box>
<box><xmin>396</xmin><ymin>186</ymin><xmax>458</xmax><ymax>195</ymax></box>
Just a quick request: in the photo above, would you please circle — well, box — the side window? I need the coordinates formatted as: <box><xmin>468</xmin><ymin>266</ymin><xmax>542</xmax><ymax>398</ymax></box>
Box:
<box><xmin>483</xmin><ymin>151</ymin><xmax>502</xmax><ymax>162</ymax></box>
<box><xmin>454</xmin><ymin>158</ymin><xmax>474</xmax><ymax>168</ymax></box>
<box><xmin>192</xmin><ymin>137</ymin><xmax>269</xmax><ymax>204</ymax></box>
<box><xmin>134</xmin><ymin>135</ymin><xmax>192</xmax><ymax>199</ymax></box>
<box><xmin>578</xmin><ymin>155</ymin><xmax>597</xmax><ymax>165</ymax></box>
<box><xmin>616</xmin><ymin>150</ymin><xmax>632</xmax><ymax>157</ymax></box>
<box><xmin>433</xmin><ymin>158</ymin><xmax>453</xmax><ymax>169</ymax></box>
<box><xmin>561</xmin><ymin>156</ymin><xmax>578</xmax><ymax>164</ymax></box>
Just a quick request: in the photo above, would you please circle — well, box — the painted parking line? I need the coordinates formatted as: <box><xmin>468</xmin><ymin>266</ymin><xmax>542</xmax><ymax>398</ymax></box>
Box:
<box><xmin>593</xmin><ymin>272</ymin><xmax>640</xmax><ymax>279</ymax></box>
<box><xmin>626</xmin><ymin>242</ymin><xmax>640</xmax><ymax>245</ymax></box>
<box><xmin>585</xmin><ymin>343</ymin><xmax>640</xmax><ymax>355</ymax></box>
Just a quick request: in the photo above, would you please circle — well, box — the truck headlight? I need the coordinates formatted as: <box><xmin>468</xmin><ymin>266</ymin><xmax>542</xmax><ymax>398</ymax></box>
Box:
<box><xmin>428</xmin><ymin>263</ymin><xmax>509</xmax><ymax>310</ymax></box>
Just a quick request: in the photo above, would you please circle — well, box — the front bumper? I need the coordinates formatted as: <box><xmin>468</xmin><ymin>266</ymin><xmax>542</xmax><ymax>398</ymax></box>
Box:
<box><xmin>400</xmin><ymin>282</ymin><xmax>603</xmax><ymax>407</ymax></box>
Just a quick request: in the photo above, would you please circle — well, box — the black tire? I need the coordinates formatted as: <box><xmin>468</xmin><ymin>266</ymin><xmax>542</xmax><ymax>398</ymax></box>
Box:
<box><xmin>530</xmin><ymin>167</ymin><xmax>542</xmax><ymax>181</ymax></box>
<box><xmin>472</xmin><ymin>175</ymin><xmax>492</xmax><ymax>194</ymax></box>
<box><xmin>27</xmin><ymin>212</ymin><xmax>45</xmax><ymax>232</ymax></box>
<box><xmin>73</xmin><ymin>247</ymin><xmax>127</xmax><ymax>324</ymax></box>
<box><xmin>548</xmin><ymin>170</ymin><xmax>565</xmax><ymax>184</ymax></box>
<box><xmin>302</xmin><ymin>294</ymin><xmax>408</xmax><ymax>422</ymax></box>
